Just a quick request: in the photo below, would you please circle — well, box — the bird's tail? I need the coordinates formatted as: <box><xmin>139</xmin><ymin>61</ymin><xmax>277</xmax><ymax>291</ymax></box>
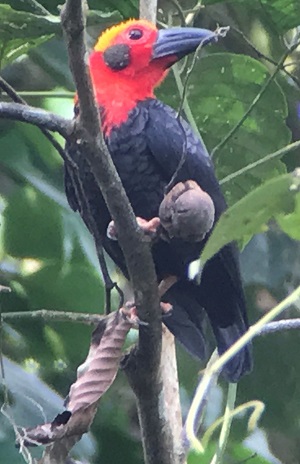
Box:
<box><xmin>163</xmin><ymin>247</ymin><xmax>252</xmax><ymax>382</ymax></box>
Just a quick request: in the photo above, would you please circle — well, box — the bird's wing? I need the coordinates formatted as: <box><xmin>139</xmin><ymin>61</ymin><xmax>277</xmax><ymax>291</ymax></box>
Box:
<box><xmin>144</xmin><ymin>99</ymin><xmax>247</xmax><ymax>306</ymax></box>
<box><xmin>143</xmin><ymin>99</ymin><xmax>225</xmax><ymax>215</ymax></box>
<box><xmin>143</xmin><ymin>99</ymin><xmax>252</xmax><ymax>380</ymax></box>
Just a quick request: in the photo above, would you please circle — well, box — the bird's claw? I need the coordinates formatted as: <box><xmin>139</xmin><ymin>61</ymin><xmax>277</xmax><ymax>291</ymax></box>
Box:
<box><xmin>160</xmin><ymin>302</ymin><xmax>173</xmax><ymax>317</ymax></box>
<box><xmin>120</xmin><ymin>304</ymin><xmax>149</xmax><ymax>327</ymax></box>
<box><xmin>136</xmin><ymin>217</ymin><xmax>161</xmax><ymax>241</ymax></box>
<box><xmin>120</xmin><ymin>301</ymin><xmax>172</xmax><ymax>326</ymax></box>
<box><xmin>107</xmin><ymin>217</ymin><xmax>161</xmax><ymax>242</ymax></box>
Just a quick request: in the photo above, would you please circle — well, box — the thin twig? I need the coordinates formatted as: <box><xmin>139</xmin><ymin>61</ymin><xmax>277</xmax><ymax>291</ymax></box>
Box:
<box><xmin>168</xmin><ymin>0</ymin><xmax>186</xmax><ymax>26</ymax></box>
<box><xmin>3</xmin><ymin>309</ymin><xmax>300</xmax><ymax>336</ymax></box>
<box><xmin>139</xmin><ymin>0</ymin><xmax>157</xmax><ymax>23</ymax></box>
<box><xmin>177</xmin><ymin>27</ymin><xmax>230</xmax><ymax>123</ymax></box>
<box><xmin>182</xmin><ymin>350</ymin><xmax>220</xmax><ymax>454</ymax></box>
<box><xmin>1</xmin><ymin>91</ymin><xmax>74</xmax><ymax>99</ymax></box>
<box><xmin>258</xmin><ymin>318</ymin><xmax>300</xmax><ymax>335</ymax></box>
<box><xmin>210</xmin><ymin>383</ymin><xmax>237</xmax><ymax>464</ymax></box>
<box><xmin>172</xmin><ymin>64</ymin><xmax>203</xmax><ymax>142</ymax></box>
<box><xmin>1</xmin><ymin>309</ymin><xmax>104</xmax><ymax>325</ymax></box>
<box><xmin>231</xmin><ymin>26</ymin><xmax>300</xmax><ymax>88</ymax></box>
<box><xmin>211</xmin><ymin>38</ymin><xmax>300</xmax><ymax>158</ymax></box>
<box><xmin>169</xmin><ymin>27</ymin><xmax>229</xmax><ymax>191</ymax></box>
<box><xmin>65</xmin><ymin>160</ymin><xmax>123</xmax><ymax>314</ymax></box>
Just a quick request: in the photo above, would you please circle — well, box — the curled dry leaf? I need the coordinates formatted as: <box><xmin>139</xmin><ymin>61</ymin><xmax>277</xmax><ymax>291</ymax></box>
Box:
<box><xmin>159</xmin><ymin>180</ymin><xmax>215</xmax><ymax>242</ymax></box>
<box><xmin>17</xmin><ymin>310</ymin><xmax>131</xmax><ymax>448</ymax></box>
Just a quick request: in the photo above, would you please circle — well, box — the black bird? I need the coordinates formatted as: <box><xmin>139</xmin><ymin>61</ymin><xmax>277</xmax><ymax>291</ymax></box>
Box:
<box><xmin>64</xmin><ymin>19</ymin><xmax>252</xmax><ymax>382</ymax></box>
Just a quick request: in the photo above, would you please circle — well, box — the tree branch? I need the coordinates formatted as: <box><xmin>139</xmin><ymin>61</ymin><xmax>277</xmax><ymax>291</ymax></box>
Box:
<box><xmin>258</xmin><ymin>318</ymin><xmax>300</xmax><ymax>335</ymax></box>
<box><xmin>60</xmin><ymin>0</ymin><xmax>162</xmax><ymax>359</ymax></box>
<box><xmin>0</xmin><ymin>102</ymin><xmax>72</xmax><ymax>138</ymax></box>
<box><xmin>139</xmin><ymin>0</ymin><xmax>157</xmax><ymax>23</ymax></box>
<box><xmin>1</xmin><ymin>309</ymin><xmax>104</xmax><ymax>325</ymax></box>
<box><xmin>60</xmin><ymin>2</ymin><xmax>176</xmax><ymax>464</ymax></box>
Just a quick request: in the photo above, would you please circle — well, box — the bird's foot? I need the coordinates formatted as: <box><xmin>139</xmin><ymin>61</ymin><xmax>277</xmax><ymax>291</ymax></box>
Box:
<box><xmin>136</xmin><ymin>217</ymin><xmax>161</xmax><ymax>240</ymax></box>
<box><xmin>120</xmin><ymin>301</ymin><xmax>173</xmax><ymax>327</ymax></box>
<box><xmin>160</xmin><ymin>302</ymin><xmax>173</xmax><ymax>318</ymax></box>
<box><xmin>120</xmin><ymin>303</ymin><xmax>149</xmax><ymax>327</ymax></box>
<box><xmin>107</xmin><ymin>217</ymin><xmax>161</xmax><ymax>241</ymax></box>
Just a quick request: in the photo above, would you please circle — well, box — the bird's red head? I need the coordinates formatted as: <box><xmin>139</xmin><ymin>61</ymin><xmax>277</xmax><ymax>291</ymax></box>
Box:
<box><xmin>88</xmin><ymin>19</ymin><xmax>219</xmax><ymax>133</ymax></box>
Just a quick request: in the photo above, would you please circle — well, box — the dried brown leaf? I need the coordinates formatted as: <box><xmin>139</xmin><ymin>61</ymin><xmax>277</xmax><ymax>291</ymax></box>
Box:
<box><xmin>17</xmin><ymin>310</ymin><xmax>131</xmax><ymax>450</ymax></box>
<box><xmin>67</xmin><ymin>310</ymin><xmax>131</xmax><ymax>412</ymax></box>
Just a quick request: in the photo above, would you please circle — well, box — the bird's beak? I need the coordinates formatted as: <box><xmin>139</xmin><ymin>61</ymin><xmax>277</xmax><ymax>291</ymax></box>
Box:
<box><xmin>152</xmin><ymin>27</ymin><xmax>220</xmax><ymax>61</ymax></box>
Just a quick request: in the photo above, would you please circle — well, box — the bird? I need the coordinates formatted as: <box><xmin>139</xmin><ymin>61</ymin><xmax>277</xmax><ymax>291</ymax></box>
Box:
<box><xmin>64</xmin><ymin>19</ymin><xmax>252</xmax><ymax>382</ymax></box>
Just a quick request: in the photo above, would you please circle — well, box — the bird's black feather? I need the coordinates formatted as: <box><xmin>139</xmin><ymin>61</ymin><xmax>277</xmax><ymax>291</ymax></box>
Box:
<box><xmin>64</xmin><ymin>98</ymin><xmax>252</xmax><ymax>382</ymax></box>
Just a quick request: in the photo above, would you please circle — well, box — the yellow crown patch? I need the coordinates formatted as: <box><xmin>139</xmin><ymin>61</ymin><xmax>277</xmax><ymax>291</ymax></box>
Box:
<box><xmin>94</xmin><ymin>19</ymin><xmax>156</xmax><ymax>52</ymax></box>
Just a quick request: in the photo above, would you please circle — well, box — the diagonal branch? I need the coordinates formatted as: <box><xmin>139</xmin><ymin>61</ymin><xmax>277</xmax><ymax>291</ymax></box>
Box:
<box><xmin>60</xmin><ymin>0</ymin><xmax>161</xmax><ymax>364</ymax></box>
<box><xmin>231</xmin><ymin>26</ymin><xmax>300</xmax><ymax>89</ymax></box>
<box><xmin>0</xmin><ymin>101</ymin><xmax>72</xmax><ymax>138</ymax></box>
<box><xmin>60</xmin><ymin>2</ymin><xmax>177</xmax><ymax>464</ymax></box>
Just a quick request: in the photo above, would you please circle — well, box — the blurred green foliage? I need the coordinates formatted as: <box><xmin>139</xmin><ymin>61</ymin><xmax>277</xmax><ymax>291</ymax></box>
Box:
<box><xmin>0</xmin><ymin>0</ymin><xmax>300</xmax><ymax>463</ymax></box>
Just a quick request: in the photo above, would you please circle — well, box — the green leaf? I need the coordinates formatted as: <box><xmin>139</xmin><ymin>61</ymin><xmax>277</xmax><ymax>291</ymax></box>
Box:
<box><xmin>187</xmin><ymin>54</ymin><xmax>290</xmax><ymax>205</ymax></box>
<box><xmin>188</xmin><ymin>443</ymin><xmax>273</xmax><ymax>463</ymax></box>
<box><xmin>202</xmin><ymin>0</ymin><xmax>300</xmax><ymax>32</ymax></box>
<box><xmin>230</xmin><ymin>443</ymin><xmax>273</xmax><ymax>463</ymax></box>
<box><xmin>95</xmin><ymin>0</ymin><xmax>138</xmax><ymax>17</ymax></box>
<box><xmin>22</xmin><ymin>262</ymin><xmax>104</xmax><ymax>312</ymax></box>
<box><xmin>201</xmin><ymin>172</ymin><xmax>300</xmax><ymax>265</ymax></box>
<box><xmin>87</xmin><ymin>9</ymin><xmax>122</xmax><ymax>27</ymax></box>
<box><xmin>3</xmin><ymin>185</ymin><xmax>64</xmax><ymax>259</ymax></box>
<box><xmin>0</xmin><ymin>4</ymin><xmax>121</xmax><ymax>68</ymax></box>
<box><xmin>277</xmin><ymin>191</ymin><xmax>300</xmax><ymax>240</ymax></box>
<box><xmin>0</xmin><ymin>5</ymin><xmax>58</xmax><ymax>67</ymax></box>
<box><xmin>260</xmin><ymin>0</ymin><xmax>300</xmax><ymax>31</ymax></box>
<box><xmin>0</xmin><ymin>123</ymin><xmax>100</xmax><ymax>270</ymax></box>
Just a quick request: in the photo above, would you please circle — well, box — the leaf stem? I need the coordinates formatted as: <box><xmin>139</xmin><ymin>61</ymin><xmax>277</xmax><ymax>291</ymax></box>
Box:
<box><xmin>209</xmin><ymin>383</ymin><xmax>237</xmax><ymax>464</ymax></box>
<box><xmin>13</xmin><ymin>91</ymin><xmax>74</xmax><ymax>99</ymax></box>
<box><xmin>172</xmin><ymin>62</ymin><xmax>204</xmax><ymax>143</ymax></box>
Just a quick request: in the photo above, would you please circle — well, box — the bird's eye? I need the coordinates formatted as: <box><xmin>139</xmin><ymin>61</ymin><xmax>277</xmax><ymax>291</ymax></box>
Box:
<box><xmin>128</xmin><ymin>29</ymin><xmax>143</xmax><ymax>40</ymax></box>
